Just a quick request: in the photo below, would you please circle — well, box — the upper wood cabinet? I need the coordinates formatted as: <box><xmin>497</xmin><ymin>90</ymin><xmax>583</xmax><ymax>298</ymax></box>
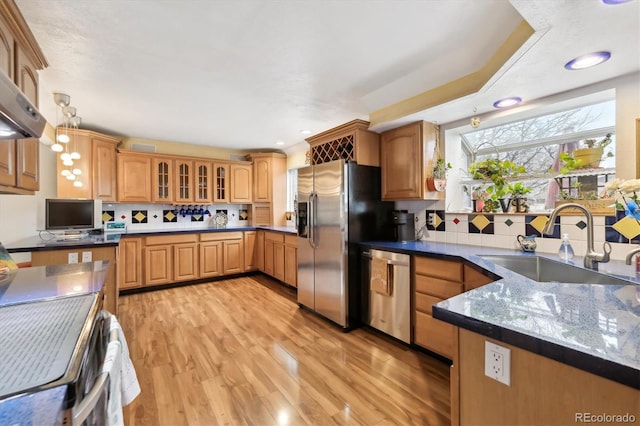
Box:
<box><xmin>230</xmin><ymin>163</ymin><xmax>252</xmax><ymax>203</ymax></box>
<box><xmin>174</xmin><ymin>159</ymin><xmax>193</xmax><ymax>203</ymax></box>
<box><xmin>194</xmin><ymin>161</ymin><xmax>212</xmax><ymax>203</ymax></box>
<box><xmin>152</xmin><ymin>156</ymin><xmax>173</xmax><ymax>203</ymax></box>
<box><xmin>57</xmin><ymin>129</ymin><xmax>120</xmax><ymax>201</ymax></box>
<box><xmin>213</xmin><ymin>162</ymin><xmax>229</xmax><ymax>203</ymax></box>
<box><xmin>305</xmin><ymin>119</ymin><xmax>380</xmax><ymax>166</ymax></box>
<box><xmin>117</xmin><ymin>151</ymin><xmax>152</xmax><ymax>202</ymax></box>
<box><xmin>380</xmin><ymin>121</ymin><xmax>444</xmax><ymax>201</ymax></box>
<box><xmin>247</xmin><ymin>153</ymin><xmax>287</xmax><ymax>225</ymax></box>
<box><xmin>0</xmin><ymin>3</ymin><xmax>46</xmax><ymax>195</ymax></box>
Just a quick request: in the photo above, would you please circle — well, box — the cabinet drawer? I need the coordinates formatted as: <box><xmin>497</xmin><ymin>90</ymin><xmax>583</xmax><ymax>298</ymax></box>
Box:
<box><xmin>415</xmin><ymin>274</ymin><xmax>463</xmax><ymax>299</ymax></box>
<box><xmin>265</xmin><ymin>232</ymin><xmax>284</xmax><ymax>243</ymax></box>
<box><xmin>284</xmin><ymin>234</ymin><xmax>297</xmax><ymax>246</ymax></box>
<box><xmin>415</xmin><ymin>292</ymin><xmax>442</xmax><ymax>315</ymax></box>
<box><xmin>414</xmin><ymin>256</ymin><xmax>463</xmax><ymax>282</ymax></box>
<box><xmin>414</xmin><ymin>311</ymin><xmax>456</xmax><ymax>359</ymax></box>
<box><xmin>145</xmin><ymin>233</ymin><xmax>197</xmax><ymax>245</ymax></box>
<box><xmin>199</xmin><ymin>231</ymin><xmax>243</xmax><ymax>242</ymax></box>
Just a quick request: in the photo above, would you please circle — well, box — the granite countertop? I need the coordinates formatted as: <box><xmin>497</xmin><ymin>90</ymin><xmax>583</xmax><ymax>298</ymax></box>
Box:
<box><xmin>362</xmin><ymin>240</ymin><xmax>640</xmax><ymax>389</ymax></box>
<box><xmin>6</xmin><ymin>226</ymin><xmax>297</xmax><ymax>253</ymax></box>
<box><xmin>0</xmin><ymin>261</ymin><xmax>109</xmax><ymax>307</ymax></box>
<box><xmin>0</xmin><ymin>263</ymin><xmax>108</xmax><ymax>422</ymax></box>
<box><xmin>0</xmin><ymin>385</ymin><xmax>66</xmax><ymax>425</ymax></box>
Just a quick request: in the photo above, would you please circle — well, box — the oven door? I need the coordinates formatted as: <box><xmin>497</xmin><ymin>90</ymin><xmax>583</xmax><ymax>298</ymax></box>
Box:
<box><xmin>68</xmin><ymin>312</ymin><xmax>119</xmax><ymax>425</ymax></box>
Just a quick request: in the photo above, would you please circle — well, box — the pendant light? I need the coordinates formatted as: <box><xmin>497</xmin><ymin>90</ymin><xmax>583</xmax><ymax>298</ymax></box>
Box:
<box><xmin>52</xmin><ymin>93</ymin><xmax>84</xmax><ymax>188</ymax></box>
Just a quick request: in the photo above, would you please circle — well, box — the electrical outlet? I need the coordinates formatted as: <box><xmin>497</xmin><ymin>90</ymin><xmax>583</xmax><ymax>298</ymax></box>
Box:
<box><xmin>82</xmin><ymin>251</ymin><xmax>92</xmax><ymax>262</ymax></box>
<box><xmin>485</xmin><ymin>341</ymin><xmax>511</xmax><ymax>385</ymax></box>
<box><xmin>427</xmin><ymin>213</ymin><xmax>434</xmax><ymax>226</ymax></box>
<box><xmin>68</xmin><ymin>252</ymin><xmax>79</xmax><ymax>264</ymax></box>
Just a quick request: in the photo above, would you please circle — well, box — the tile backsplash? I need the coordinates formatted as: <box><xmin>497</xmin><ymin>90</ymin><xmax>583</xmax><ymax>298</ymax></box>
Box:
<box><xmin>102</xmin><ymin>203</ymin><xmax>250</xmax><ymax>230</ymax></box>
<box><xmin>420</xmin><ymin>211</ymin><xmax>640</xmax><ymax>262</ymax></box>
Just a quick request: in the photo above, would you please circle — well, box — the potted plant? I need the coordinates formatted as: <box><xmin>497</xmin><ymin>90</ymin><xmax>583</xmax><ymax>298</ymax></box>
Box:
<box><xmin>426</xmin><ymin>158</ymin><xmax>452</xmax><ymax>192</ymax></box>
<box><xmin>571</xmin><ymin>133</ymin><xmax>613</xmax><ymax>169</ymax></box>
<box><xmin>508</xmin><ymin>182</ymin><xmax>532</xmax><ymax>213</ymax></box>
<box><xmin>468</xmin><ymin>158</ymin><xmax>526</xmax><ymax>212</ymax></box>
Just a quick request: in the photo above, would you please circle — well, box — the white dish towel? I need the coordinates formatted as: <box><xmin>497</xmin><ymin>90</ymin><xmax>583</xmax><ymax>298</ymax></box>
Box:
<box><xmin>105</xmin><ymin>314</ymin><xmax>141</xmax><ymax>426</ymax></box>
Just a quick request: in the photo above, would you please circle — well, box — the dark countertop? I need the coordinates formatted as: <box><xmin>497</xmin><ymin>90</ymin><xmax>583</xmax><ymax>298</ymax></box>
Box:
<box><xmin>362</xmin><ymin>240</ymin><xmax>640</xmax><ymax>389</ymax></box>
<box><xmin>6</xmin><ymin>226</ymin><xmax>297</xmax><ymax>252</ymax></box>
<box><xmin>0</xmin><ymin>385</ymin><xmax>66</xmax><ymax>425</ymax></box>
<box><xmin>0</xmin><ymin>263</ymin><xmax>108</xmax><ymax>422</ymax></box>
<box><xmin>0</xmin><ymin>261</ymin><xmax>109</xmax><ymax>307</ymax></box>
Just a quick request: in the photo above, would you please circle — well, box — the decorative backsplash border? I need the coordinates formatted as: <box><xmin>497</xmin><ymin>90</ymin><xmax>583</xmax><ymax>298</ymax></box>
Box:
<box><xmin>102</xmin><ymin>203</ymin><xmax>250</xmax><ymax>229</ymax></box>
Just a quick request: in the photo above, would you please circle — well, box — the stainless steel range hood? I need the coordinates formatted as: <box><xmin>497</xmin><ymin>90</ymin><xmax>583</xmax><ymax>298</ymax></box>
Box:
<box><xmin>0</xmin><ymin>69</ymin><xmax>45</xmax><ymax>140</ymax></box>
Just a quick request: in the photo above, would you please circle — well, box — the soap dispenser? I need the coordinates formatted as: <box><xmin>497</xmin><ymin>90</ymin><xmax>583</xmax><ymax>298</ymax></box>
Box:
<box><xmin>558</xmin><ymin>233</ymin><xmax>574</xmax><ymax>261</ymax></box>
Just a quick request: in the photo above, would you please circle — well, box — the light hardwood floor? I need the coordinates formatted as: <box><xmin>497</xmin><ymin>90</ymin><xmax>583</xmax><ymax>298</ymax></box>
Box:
<box><xmin>119</xmin><ymin>274</ymin><xmax>451</xmax><ymax>425</ymax></box>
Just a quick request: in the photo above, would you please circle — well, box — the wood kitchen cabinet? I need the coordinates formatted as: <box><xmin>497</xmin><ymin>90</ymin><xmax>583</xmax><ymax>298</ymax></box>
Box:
<box><xmin>255</xmin><ymin>230</ymin><xmax>265</xmax><ymax>271</ymax></box>
<box><xmin>117</xmin><ymin>151</ymin><xmax>152</xmax><ymax>202</ymax></box>
<box><xmin>380</xmin><ymin>121</ymin><xmax>443</xmax><ymax>201</ymax></box>
<box><xmin>174</xmin><ymin>159</ymin><xmax>193</xmax><ymax>203</ymax></box>
<box><xmin>199</xmin><ymin>232</ymin><xmax>244</xmax><ymax>276</ymax></box>
<box><xmin>57</xmin><ymin>129</ymin><xmax>120</xmax><ymax>201</ymax></box>
<box><xmin>0</xmin><ymin>8</ymin><xmax>45</xmax><ymax>195</ymax></box>
<box><xmin>413</xmin><ymin>256</ymin><xmax>493</xmax><ymax>426</ymax></box>
<box><xmin>152</xmin><ymin>156</ymin><xmax>173</xmax><ymax>203</ymax></box>
<box><xmin>213</xmin><ymin>162</ymin><xmax>229</xmax><ymax>203</ymax></box>
<box><xmin>118</xmin><ymin>237</ymin><xmax>143</xmax><ymax>290</ymax></box>
<box><xmin>243</xmin><ymin>230</ymin><xmax>257</xmax><ymax>271</ymax></box>
<box><xmin>263</xmin><ymin>231</ymin><xmax>280</xmax><ymax>277</ymax></box>
<box><xmin>144</xmin><ymin>234</ymin><xmax>198</xmax><ymax>285</ymax></box>
<box><xmin>247</xmin><ymin>153</ymin><xmax>287</xmax><ymax>226</ymax></box>
<box><xmin>305</xmin><ymin>119</ymin><xmax>380</xmax><ymax>167</ymax></box>
<box><xmin>284</xmin><ymin>234</ymin><xmax>297</xmax><ymax>287</ymax></box>
<box><xmin>230</xmin><ymin>163</ymin><xmax>252</xmax><ymax>203</ymax></box>
<box><xmin>262</xmin><ymin>231</ymin><xmax>296</xmax><ymax>287</ymax></box>
<box><xmin>194</xmin><ymin>160</ymin><xmax>212</xmax><ymax>203</ymax></box>
<box><xmin>174</xmin><ymin>241</ymin><xmax>199</xmax><ymax>282</ymax></box>
<box><xmin>413</xmin><ymin>256</ymin><xmax>464</xmax><ymax>359</ymax></box>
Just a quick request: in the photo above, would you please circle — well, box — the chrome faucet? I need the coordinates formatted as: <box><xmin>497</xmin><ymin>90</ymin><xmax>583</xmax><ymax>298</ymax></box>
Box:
<box><xmin>542</xmin><ymin>203</ymin><xmax>611</xmax><ymax>270</ymax></box>
<box><xmin>625</xmin><ymin>246</ymin><xmax>640</xmax><ymax>265</ymax></box>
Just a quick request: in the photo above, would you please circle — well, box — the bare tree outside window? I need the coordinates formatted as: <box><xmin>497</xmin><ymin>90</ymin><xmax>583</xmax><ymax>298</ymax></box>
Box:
<box><xmin>462</xmin><ymin>100</ymin><xmax>616</xmax><ymax>211</ymax></box>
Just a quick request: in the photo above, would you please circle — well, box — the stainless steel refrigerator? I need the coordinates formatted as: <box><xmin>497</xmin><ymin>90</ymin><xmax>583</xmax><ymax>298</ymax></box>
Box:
<box><xmin>296</xmin><ymin>160</ymin><xmax>394</xmax><ymax>329</ymax></box>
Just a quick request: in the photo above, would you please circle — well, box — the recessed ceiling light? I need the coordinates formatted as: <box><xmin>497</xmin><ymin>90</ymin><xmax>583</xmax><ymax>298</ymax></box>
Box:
<box><xmin>300</xmin><ymin>130</ymin><xmax>312</xmax><ymax>135</ymax></box>
<box><xmin>564</xmin><ymin>51</ymin><xmax>611</xmax><ymax>70</ymax></box>
<box><xmin>602</xmin><ymin>0</ymin><xmax>632</xmax><ymax>4</ymax></box>
<box><xmin>275</xmin><ymin>141</ymin><xmax>285</xmax><ymax>146</ymax></box>
<box><xmin>493</xmin><ymin>97</ymin><xmax>522</xmax><ymax>108</ymax></box>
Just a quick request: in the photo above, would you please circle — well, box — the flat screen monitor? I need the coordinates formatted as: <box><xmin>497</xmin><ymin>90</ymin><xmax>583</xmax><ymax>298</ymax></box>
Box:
<box><xmin>45</xmin><ymin>199</ymin><xmax>95</xmax><ymax>231</ymax></box>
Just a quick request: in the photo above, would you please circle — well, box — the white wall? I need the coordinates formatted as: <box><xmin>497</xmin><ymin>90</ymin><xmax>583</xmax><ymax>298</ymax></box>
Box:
<box><xmin>0</xmin><ymin>142</ymin><xmax>57</xmax><ymax>261</ymax></box>
<box><xmin>614</xmin><ymin>73</ymin><xmax>640</xmax><ymax>179</ymax></box>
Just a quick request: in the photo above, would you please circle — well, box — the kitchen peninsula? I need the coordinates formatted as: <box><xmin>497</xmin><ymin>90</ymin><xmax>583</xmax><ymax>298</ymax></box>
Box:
<box><xmin>362</xmin><ymin>240</ymin><xmax>640</xmax><ymax>425</ymax></box>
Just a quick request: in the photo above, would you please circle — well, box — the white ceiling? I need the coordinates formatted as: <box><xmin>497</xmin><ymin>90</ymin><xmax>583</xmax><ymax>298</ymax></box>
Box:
<box><xmin>15</xmin><ymin>0</ymin><xmax>640</xmax><ymax>151</ymax></box>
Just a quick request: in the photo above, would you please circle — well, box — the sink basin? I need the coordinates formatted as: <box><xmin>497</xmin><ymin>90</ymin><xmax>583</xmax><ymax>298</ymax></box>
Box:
<box><xmin>479</xmin><ymin>255</ymin><xmax>633</xmax><ymax>285</ymax></box>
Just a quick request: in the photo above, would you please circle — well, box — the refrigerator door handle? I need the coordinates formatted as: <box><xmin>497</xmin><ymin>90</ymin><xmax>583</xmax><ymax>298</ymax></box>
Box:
<box><xmin>308</xmin><ymin>192</ymin><xmax>316</xmax><ymax>248</ymax></box>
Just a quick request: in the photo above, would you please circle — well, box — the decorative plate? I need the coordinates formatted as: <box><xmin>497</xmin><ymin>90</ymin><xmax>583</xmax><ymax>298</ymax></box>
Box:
<box><xmin>214</xmin><ymin>212</ymin><xmax>228</xmax><ymax>227</ymax></box>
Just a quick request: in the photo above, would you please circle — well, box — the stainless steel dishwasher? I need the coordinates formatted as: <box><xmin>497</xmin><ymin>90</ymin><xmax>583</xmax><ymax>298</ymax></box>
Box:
<box><xmin>366</xmin><ymin>249</ymin><xmax>411</xmax><ymax>343</ymax></box>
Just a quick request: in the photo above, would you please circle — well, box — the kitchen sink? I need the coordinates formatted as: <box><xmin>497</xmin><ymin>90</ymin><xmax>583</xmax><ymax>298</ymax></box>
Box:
<box><xmin>479</xmin><ymin>255</ymin><xmax>633</xmax><ymax>285</ymax></box>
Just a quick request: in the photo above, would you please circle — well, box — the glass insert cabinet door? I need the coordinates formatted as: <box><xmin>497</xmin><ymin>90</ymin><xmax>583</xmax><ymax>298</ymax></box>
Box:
<box><xmin>214</xmin><ymin>163</ymin><xmax>229</xmax><ymax>203</ymax></box>
<box><xmin>195</xmin><ymin>161</ymin><xmax>212</xmax><ymax>203</ymax></box>
<box><xmin>153</xmin><ymin>158</ymin><xmax>173</xmax><ymax>203</ymax></box>
<box><xmin>175</xmin><ymin>160</ymin><xmax>192</xmax><ymax>202</ymax></box>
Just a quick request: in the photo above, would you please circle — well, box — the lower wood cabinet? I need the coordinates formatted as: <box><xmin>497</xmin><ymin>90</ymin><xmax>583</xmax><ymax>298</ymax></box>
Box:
<box><xmin>284</xmin><ymin>234</ymin><xmax>297</xmax><ymax>287</ymax></box>
<box><xmin>144</xmin><ymin>245</ymin><xmax>172</xmax><ymax>286</ymax></box>
<box><xmin>174</xmin><ymin>242</ymin><xmax>198</xmax><ymax>281</ymax></box>
<box><xmin>199</xmin><ymin>241</ymin><xmax>223</xmax><ymax>278</ymax></box>
<box><xmin>31</xmin><ymin>246</ymin><xmax>118</xmax><ymax>315</ymax></box>
<box><xmin>255</xmin><ymin>230</ymin><xmax>265</xmax><ymax>271</ymax></box>
<box><xmin>243</xmin><ymin>231</ymin><xmax>257</xmax><ymax>271</ymax></box>
<box><xmin>261</xmin><ymin>231</ymin><xmax>297</xmax><ymax>287</ymax></box>
<box><xmin>413</xmin><ymin>256</ymin><xmax>464</xmax><ymax>359</ymax></box>
<box><xmin>119</xmin><ymin>237</ymin><xmax>143</xmax><ymax>290</ymax></box>
<box><xmin>199</xmin><ymin>232</ymin><xmax>244</xmax><ymax>276</ymax></box>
